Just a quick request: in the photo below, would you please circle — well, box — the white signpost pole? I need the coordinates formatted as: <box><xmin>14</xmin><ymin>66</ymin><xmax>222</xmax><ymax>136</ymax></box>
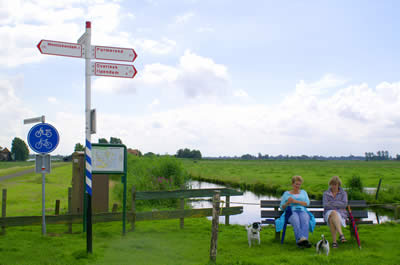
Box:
<box><xmin>84</xmin><ymin>21</ymin><xmax>93</xmax><ymax>254</ymax></box>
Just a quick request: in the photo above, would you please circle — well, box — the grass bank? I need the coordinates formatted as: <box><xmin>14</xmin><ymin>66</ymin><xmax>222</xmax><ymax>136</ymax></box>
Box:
<box><xmin>182</xmin><ymin>159</ymin><xmax>400</xmax><ymax>203</ymax></box>
<box><xmin>1</xmin><ymin>218</ymin><xmax>400</xmax><ymax>265</ymax></box>
<box><xmin>1</xmin><ymin>159</ymin><xmax>400</xmax><ymax>264</ymax></box>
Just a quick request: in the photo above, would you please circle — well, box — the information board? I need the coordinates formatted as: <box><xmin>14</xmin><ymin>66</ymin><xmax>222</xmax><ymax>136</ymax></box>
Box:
<box><xmin>91</xmin><ymin>145</ymin><xmax>125</xmax><ymax>173</ymax></box>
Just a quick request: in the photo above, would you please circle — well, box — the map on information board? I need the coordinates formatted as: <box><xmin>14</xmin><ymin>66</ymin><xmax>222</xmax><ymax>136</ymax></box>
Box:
<box><xmin>92</xmin><ymin>145</ymin><xmax>125</xmax><ymax>173</ymax></box>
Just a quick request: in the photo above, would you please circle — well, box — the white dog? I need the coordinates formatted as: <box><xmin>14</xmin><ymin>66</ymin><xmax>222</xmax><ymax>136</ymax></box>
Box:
<box><xmin>246</xmin><ymin>222</ymin><xmax>261</xmax><ymax>247</ymax></box>
<box><xmin>316</xmin><ymin>234</ymin><xmax>330</xmax><ymax>256</ymax></box>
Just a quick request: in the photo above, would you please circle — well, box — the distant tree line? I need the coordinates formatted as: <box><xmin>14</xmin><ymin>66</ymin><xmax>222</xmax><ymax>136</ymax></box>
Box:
<box><xmin>208</xmin><ymin>153</ymin><xmax>367</xmax><ymax>161</ymax></box>
<box><xmin>365</xmin><ymin>151</ymin><xmax>391</xmax><ymax>161</ymax></box>
<box><xmin>176</xmin><ymin>148</ymin><xmax>202</xmax><ymax>159</ymax></box>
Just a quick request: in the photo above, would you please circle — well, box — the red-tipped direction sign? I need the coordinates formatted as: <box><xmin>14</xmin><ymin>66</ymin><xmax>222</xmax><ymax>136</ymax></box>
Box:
<box><xmin>37</xmin><ymin>40</ymin><xmax>83</xmax><ymax>58</ymax></box>
<box><xmin>91</xmin><ymin>62</ymin><xmax>137</xmax><ymax>78</ymax></box>
<box><xmin>92</xmin><ymin>45</ymin><xmax>137</xmax><ymax>62</ymax></box>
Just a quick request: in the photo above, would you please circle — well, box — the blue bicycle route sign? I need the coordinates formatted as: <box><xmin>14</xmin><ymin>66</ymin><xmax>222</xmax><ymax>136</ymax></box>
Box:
<box><xmin>27</xmin><ymin>123</ymin><xmax>59</xmax><ymax>154</ymax></box>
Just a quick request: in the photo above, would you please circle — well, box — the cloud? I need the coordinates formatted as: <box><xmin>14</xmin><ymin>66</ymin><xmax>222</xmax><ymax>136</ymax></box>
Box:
<box><xmin>0</xmin><ymin>0</ymin><xmax>177</xmax><ymax>68</ymax></box>
<box><xmin>94</xmin><ymin>50</ymin><xmax>230</xmax><ymax>99</ymax></box>
<box><xmin>98</xmin><ymin>77</ymin><xmax>399</xmax><ymax>157</ymax></box>
<box><xmin>47</xmin><ymin>97</ymin><xmax>58</xmax><ymax>104</ymax></box>
<box><xmin>197</xmin><ymin>26</ymin><xmax>215</xmax><ymax>33</ymax></box>
<box><xmin>20</xmin><ymin>77</ymin><xmax>400</xmax><ymax>156</ymax></box>
<box><xmin>0</xmin><ymin>75</ymin><xmax>35</xmax><ymax>148</ymax></box>
<box><xmin>92</xmin><ymin>77</ymin><xmax>137</xmax><ymax>94</ymax></box>
<box><xmin>174</xmin><ymin>12</ymin><xmax>195</xmax><ymax>25</ymax></box>
<box><xmin>132</xmin><ymin>38</ymin><xmax>177</xmax><ymax>55</ymax></box>
<box><xmin>233</xmin><ymin>89</ymin><xmax>249</xmax><ymax>99</ymax></box>
<box><xmin>148</xmin><ymin>98</ymin><xmax>160</xmax><ymax>109</ymax></box>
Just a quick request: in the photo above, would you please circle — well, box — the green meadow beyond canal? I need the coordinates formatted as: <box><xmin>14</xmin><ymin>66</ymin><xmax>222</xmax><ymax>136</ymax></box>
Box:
<box><xmin>182</xmin><ymin>159</ymin><xmax>400</xmax><ymax>203</ymax></box>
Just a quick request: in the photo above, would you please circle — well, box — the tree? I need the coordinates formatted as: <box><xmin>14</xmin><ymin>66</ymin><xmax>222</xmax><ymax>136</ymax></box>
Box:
<box><xmin>11</xmin><ymin>137</ymin><xmax>29</xmax><ymax>161</ymax></box>
<box><xmin>110</xmin><ymin>137</ymin><xmax>122</xmax><ymax>144</ymax></box>
<box><xmin>98</xmin><ymin>138</ymin><xmax>108</xmax><ymax>143</ymax></box>
<box><xmin>74</xmin><ymin>143</ymin><xmax>84</xmax><ymax>151</ymax></box>
<box><xmin>176</xmin><ymin>148</ymin><xmax>202</xmax><ymax>159</ymax></box>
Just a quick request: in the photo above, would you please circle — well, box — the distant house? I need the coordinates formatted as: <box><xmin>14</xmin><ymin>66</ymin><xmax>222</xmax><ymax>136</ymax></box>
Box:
<box><xmin>0</xmin><ymin>148</ymin><xmax>12</xmax><ymax>161</ymax></box>
<box><xmin>127</xmin><ymin>148</ymin><xmax>141</xmax><ymax>156</ymax></box>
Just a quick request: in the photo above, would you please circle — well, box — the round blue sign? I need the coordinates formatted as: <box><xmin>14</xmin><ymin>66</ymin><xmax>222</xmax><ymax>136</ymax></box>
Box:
<box><xmin>27</xmin><ymin>123</ymin><xmax>59</xmax><ymax>154</ymax></box>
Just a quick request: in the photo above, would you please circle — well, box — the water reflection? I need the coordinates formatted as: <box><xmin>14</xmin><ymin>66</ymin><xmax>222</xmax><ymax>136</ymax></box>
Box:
<box><xmin>188</xmin><ymin>180</ymin><xmax>391</xmax><ymax>226</ymax></box>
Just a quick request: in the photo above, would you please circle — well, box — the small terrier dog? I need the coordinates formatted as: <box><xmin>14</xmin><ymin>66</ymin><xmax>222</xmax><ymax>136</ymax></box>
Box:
<box><xmin>246</xmin><ymin>222</ymin><xmax>261</xmax><ymax>247</ymax></box>
<box><xmin>316</xmin><ymin>234</ymin><xmax>330</xmax><ymax>256</ymax></box>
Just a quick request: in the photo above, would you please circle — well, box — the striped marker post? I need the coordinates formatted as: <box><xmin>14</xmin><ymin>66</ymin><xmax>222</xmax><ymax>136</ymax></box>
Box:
<box><xmin>84</xmin><ymin>21</ymin><xmax>93</xmax><ymax>254</ymax></box>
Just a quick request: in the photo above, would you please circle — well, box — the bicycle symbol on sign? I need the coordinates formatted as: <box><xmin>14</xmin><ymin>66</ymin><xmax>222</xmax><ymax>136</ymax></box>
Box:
<box><xmin>35</xmin><ymin>138</ymin><xmax>53</xmax><ymax>150</ymax></box>
<box><xmin>35</xmin><ymin>127</ymin><xmax>52</xmax><ymax>138</ymax></box>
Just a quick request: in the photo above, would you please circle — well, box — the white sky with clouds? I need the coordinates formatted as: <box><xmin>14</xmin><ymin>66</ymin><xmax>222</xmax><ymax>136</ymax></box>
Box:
<box><xmin>1</xmin><ymin>0</ymin><xmax>400</xmax><ymax>157</ymax></box>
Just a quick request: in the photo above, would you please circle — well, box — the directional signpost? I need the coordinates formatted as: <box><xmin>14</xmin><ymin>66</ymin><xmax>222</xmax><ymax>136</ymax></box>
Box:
<box><xmin>37</xmin><ymin>40</ymin><xmax>84</xmax><ymax>58</ymax></box>
<box><xmin>26</xmin><ymin>120</ymin><xmax>59</xmax><ymax>236</ymax></box>
<box><xmin>91</xmin><ymin>62</ymin><xmax>137</xmax><ymax>78</ymax></box>
<box><xmin>37</xmin><ymin>21</ymin><xmax>137</xmax><ymax>254</ymax></box>
<box><xmin>92</xmin><ymin>45</ymin><xmax>137</xmax><ymax>62</ymax></box>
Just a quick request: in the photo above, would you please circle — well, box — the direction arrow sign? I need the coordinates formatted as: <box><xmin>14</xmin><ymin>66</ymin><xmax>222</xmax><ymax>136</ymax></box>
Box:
<box><xmin>92</xmin><ymin>45</ymin><xmax>137</xmax><ymax>62</ymax></box>
<box><xmin>37</xmin><ymin>40</ymin><xmax>83</xmax><ymax>58</ymax></box>
<box><xmin>91</xmin><ymin>62</ymin><xmax>137</xmax><ymax>78</ymax></box>
<box><xmin>24</xmin><ymin>116</ymin><xmax>45</xmax><ymax>125</ymax></box>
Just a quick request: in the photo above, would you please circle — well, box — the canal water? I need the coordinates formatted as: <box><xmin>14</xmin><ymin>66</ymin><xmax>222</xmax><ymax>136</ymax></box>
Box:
<box><xmin>188</xmin><ymin>180</ymin><xmax>391</xmax><ymax>226</ymax></box>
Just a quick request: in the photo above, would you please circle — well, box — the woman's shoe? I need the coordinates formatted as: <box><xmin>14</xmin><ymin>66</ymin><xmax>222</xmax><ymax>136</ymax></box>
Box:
<box><xmin>298</xmin><ymin>237</ymin><xmax>307</xmax><ymax>245</ymax></box>
<box><xmin>304</xmin><ymin>241</ymin><xmax>312</xmax><ymax>248</ymax></box>
<box><xmin>339</xmin><ymin>234</ymin><xmax>347</xmax><ymax>243</ymax></box>
<box><xmin>332</xmin><ymin>242</ymin><xmax>338</xmax><ymax>248</ymax></box>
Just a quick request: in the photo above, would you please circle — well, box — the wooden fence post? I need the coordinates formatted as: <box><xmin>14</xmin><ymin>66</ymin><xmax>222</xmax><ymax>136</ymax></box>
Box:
<box><xmin>1</xmin><ymin>189</ymin><xmax>6</xmax><ymax>235</ymax></box>
<box><xmin>179</xmin><ymin>184</ymin><xmax>185</xmax><ymax>229</ymax></box>
<box><xmin>209</xmin><ymin>191</ymin><xmax>221</xmax><ymax>263</ymax></box>
<box><xmin>67</xmin><ymin>187</ymin><xmax>72</xmax><ymax>233</ymax></box>
<box><xmin>225</xmin><ymin>195</ymin><xmax>230</xmax><ymax>225</ymax></box>
<box><xmin>375</xmin><ymin>178</ymin><xmax>382</xmax><ymax>200</ymax></box>
<box><xmin>55</xmin><ymin>200</ymin><xmax>60</xmax><ymax>215</ymax></box>
<box><xmin>131</xmin><ymin>186</ymin><xmax>136</xmax><ymax>231</ymax></box>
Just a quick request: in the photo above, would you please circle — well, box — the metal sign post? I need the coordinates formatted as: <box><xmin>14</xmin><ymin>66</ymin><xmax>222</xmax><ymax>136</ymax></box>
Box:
<box><xmin>83</xmin><ymin>21</ymin><xmax>93</xmax><ymax>254</ymax></box>
<box><xmin>36</xmin><ymin>154</ymin><xmax>51</xmax><ymax>235</ymax></box>
<box><xmin>25</xmin><ymin>117</ymin><xmax>59</xmax><ymax>236</ymax></box>
<box><xmin>37</xmin><ymin>21</ymin><xmax>137</xmax><ymax>254</ymax></box>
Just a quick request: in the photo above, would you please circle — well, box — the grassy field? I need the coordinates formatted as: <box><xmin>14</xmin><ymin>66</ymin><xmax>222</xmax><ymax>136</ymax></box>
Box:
<box><xmin>182</xmin><ymin>159</ymin><xmax>400</xmax><ymax>202</ymax></box>
<box><xmin>0</xmin><ymin>162</ymin><xmax>121</xmax><ymax>216</ymax></box>
<box><xmin>1</xmin><ymin>159</ymin><xmax>400</xmax><ymax>264</ymax></box>
<box><xmin>1</xmin><ymin>218</ymin><xmax>400</xmax><ymax>265</ymax></box>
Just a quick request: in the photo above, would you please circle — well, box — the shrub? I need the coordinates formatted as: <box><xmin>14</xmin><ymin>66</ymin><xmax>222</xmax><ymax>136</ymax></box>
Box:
<box><xmin>113</xmin><ymin>154</ymin><xmax>189</xmax><ymax>210</ymax></box>
<box><xmin>346</xmin><ymin>175</ymin><xmax>364</xmax><ymax>200</ymax></box>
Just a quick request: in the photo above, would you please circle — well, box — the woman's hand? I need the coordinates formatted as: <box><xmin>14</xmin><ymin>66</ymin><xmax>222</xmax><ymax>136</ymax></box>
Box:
<box><xmin>287</xmin><ymin>197</ymin><xmax>295</xmax><ymax>204</ymax></box>
<box><xmin>286</xmin><ymin>197</ymin><xmax>307</xmax><ymax>207</ymax></box>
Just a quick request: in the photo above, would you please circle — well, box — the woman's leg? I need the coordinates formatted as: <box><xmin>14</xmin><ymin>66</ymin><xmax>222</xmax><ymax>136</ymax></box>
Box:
<box><xmin>288</xmin><ymin>211</ymin><xmax>302</xmax><ymax>242</ymax></box>
<box><xmin>328</xmin><ymin>210</ymin><xmax>343</xmax><ymax>243</ymax></box>
<box><xmin>328</xmin><ymin>214</ymin><xmax>337</xmax><ymax>243</ymax></box>
<box><xmin>298</xmin><ymin>211</ymin><xmax>310</xmax><ymax>240</ymax></box>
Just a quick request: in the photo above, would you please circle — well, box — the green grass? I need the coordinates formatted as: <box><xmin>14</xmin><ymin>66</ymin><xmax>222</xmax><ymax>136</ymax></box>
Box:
<box><xmin>1</xmin><ymin>219</ymin><xmax>400</xmax><ymax>265</ymax></box>
<box><xmin>1</xmin><ymin>159</ymin><xmax>400</xmax><ymax>264</ymax></box>
<box><xmin>182</xmin><ymin>159</ymin><xmax>400</xmax><ymax>202</ymax></box>
<box><xmin>0</xmin><ymin>163</ymin><xmax>121</xmax><ymax>216</ymax></box>
<box><xmin>0</xmin><ymin>161</ymin><xmax>35</xmax><ymax>169</ymax></box>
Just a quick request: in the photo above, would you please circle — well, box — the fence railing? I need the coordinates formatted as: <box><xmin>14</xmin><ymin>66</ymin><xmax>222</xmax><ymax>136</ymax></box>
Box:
<box><xmin>0</xmin><ymin>187</ymin><xmax>243</xmax><ymax>234</ymax></box>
